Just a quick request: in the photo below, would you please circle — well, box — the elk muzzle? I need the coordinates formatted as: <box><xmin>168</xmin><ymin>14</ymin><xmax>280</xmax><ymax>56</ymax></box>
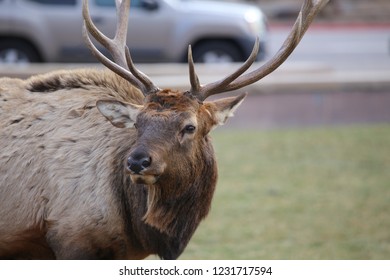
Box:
<box><xmin>126</xmin><ymin>149</ymin><xmax>165</xmax><ymax>185</ymax></box>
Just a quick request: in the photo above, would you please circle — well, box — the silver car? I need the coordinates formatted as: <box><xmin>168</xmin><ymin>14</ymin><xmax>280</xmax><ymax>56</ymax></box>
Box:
<box><xmin>0</xmin><ymin>0</ymin><xmax>267</xmax><ymax>63</ymax></box>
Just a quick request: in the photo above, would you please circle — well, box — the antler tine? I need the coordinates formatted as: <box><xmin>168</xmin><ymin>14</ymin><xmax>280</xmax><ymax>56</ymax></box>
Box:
<box><xmin>82</xmin><ymin>0</ymin><xmax>159</xmax><ymax>95</ymax></box>
<box><xmin>114</xmin><ymin>0</ymin><xmax>130</xmax><ymax>51</ymax></box>
<box><xmin>190</xmin><ymin>38</ymin><xmax>260</xmax><ymax>100</ymax></box>
<box><xmin>188</xmin><ymin>45</ymin><xmax>201</xmax><ymax>93</ymax></box>
<box><xmin>125</xmin><ymin>47</ymin><xmax>160</xmax><ymax>94</ymax></box>
<box><xmin>192</xmin><ymin>0</ymin><xmax>329</xmax><ymax>100</ymax></box>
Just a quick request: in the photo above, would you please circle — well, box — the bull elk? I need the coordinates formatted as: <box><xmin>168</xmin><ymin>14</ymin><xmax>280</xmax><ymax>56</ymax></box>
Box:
<box><xmin>0</xmin><ymin>0</ymin><xmax>328</xmax><ymax>259</ymax></box>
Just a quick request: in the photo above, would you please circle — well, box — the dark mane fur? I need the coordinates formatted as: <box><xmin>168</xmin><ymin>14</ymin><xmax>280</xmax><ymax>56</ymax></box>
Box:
<box><xmin>26</xmin><ymin>69</ymin><xmax>144</xmax><ymax>104</ymax></box>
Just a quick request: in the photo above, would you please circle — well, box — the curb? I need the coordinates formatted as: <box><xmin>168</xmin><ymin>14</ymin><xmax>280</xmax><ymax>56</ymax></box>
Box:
<box><xmin>1</xmin><ymin>63</ymin><xmax>390</xmax><ymax>93</ymax></box>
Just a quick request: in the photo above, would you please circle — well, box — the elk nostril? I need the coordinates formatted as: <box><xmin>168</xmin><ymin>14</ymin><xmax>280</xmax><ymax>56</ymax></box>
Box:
<box><xmin>127</xmin><ymin>156</ymin><xmax>151</xmax><ymax>174</ymax></box>
<box><xmin>141</xmin><ymin>158</ymin><xmax>151</xmax><ymax>168</ymax></box>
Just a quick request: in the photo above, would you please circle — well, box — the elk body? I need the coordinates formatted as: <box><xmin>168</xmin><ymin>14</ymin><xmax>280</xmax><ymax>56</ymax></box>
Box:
<box><xmin>0</xmin><ymin>0</ymin><xmax>328</xmax><ymax>259</ymax></box>
<box><xmin>0</xmin><ymin>69</ymin><xmax>242</xmax><ymax>259</ymax></box>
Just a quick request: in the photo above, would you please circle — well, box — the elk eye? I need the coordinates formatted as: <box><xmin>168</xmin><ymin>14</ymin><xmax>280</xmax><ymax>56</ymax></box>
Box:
<box><xmin>183</xmin><ymin>124</ymin><xmax>196</xmax><ymax>134</ymax></box>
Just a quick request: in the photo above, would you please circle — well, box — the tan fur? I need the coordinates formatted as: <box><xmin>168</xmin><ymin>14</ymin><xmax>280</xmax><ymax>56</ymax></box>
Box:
<box><xmin>0</xmin><ymin>69</ymin><xmax>144</xmax><ymax>259</ymax></box>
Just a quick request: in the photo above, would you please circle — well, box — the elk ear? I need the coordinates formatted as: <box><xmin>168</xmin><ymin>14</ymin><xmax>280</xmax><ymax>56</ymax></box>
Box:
<box><xmin>96</xmin><ymin>99</ymin><xmax>143</xmax><ymax>128</ymax></box>
<box><xmin>208</xmin><ymin>93</ymin><xmax>247</xmax><ymax>125</ymax></box>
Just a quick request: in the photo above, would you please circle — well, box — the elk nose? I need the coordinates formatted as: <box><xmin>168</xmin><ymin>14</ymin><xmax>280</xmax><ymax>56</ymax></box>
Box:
<box><xmin>127</xmin><ymin>154</ymin><xmax>151</xmax><ymax>174</ymax></box>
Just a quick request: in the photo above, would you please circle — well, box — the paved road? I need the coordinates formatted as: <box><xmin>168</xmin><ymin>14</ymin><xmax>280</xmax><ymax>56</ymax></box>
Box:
<box><xmin>1</xmin><ymin>23</ymin><xmax>390</xmax><ymax>89</ymax></box>
<box><xmin>268</xmin><ymin>23</ymin><xmax>390</xmax><ymax>72</ymax></box>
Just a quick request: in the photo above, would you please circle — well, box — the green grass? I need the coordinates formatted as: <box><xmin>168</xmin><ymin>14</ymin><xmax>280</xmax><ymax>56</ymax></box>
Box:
<box><xmin>180</xmin><ymin>125</ymin><xmax>390</xmax><ymax>259</ymax></box>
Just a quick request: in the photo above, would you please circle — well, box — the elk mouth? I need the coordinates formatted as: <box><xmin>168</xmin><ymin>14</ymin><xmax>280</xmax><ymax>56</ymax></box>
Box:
<box><xmin>125</xmin><ymin>153</ymin><xmax>166</xmax><ymax>185</ymax></box>
<box><xmin>130</xmin><ymin>173</ymin><xmax>158</xmax><ymax>185</ymax></box>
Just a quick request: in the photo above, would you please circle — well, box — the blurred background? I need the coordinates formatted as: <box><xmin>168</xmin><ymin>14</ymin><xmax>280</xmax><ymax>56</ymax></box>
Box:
<box><xmin>1</xmin><ymin>0</ymin><xmax>390</xmax><ymax>259</ymax></box>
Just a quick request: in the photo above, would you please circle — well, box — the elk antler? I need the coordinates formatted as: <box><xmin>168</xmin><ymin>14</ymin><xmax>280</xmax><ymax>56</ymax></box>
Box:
<box><xmin>82</xmin><ymin>0</ymin><xmax>160</xmax><ymax>95</ymax></box>
<box><xmin>189</xmin><ymin>0</ymin><xmax>329</xmax><ymax>101</ymax></box>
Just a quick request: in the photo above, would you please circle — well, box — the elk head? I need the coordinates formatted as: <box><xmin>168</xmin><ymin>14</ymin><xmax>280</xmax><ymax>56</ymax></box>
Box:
<box><xmin>82</xmin><ymin>0</ymin><xmax>329</xmax><ymax>188</ymax></box>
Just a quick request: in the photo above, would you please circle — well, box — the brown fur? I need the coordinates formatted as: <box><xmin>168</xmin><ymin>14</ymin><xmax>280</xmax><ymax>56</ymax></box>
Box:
<box><xmin>0</xmin><ymin>68</ymin><xmax>242</xmax><ymax>259</ymax></box>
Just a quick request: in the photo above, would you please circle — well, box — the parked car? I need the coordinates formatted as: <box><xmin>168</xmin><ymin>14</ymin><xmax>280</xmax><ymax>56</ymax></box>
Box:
<box><xmin>0</xmin><ymin>0</ymin><xmax>267</xmax><ymax>63</ymax></box>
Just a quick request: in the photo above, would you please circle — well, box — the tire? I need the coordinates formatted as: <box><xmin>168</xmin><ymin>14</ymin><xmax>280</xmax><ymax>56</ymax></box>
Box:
<box><xmin>0</xmin><ymin>39</ymin><xmax>41</xmax><ymax>64</ymax></box>
<box><xmin>192</xmin><ymin>40</ymin><xmax>244</xmax><ymax>63</ymax></box>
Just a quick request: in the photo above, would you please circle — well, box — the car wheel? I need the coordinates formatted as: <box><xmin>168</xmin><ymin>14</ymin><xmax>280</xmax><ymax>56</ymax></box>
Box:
<box><xmin>192</xmin><ymin>40</ymin><xmax>244</xmax><ymax>63</ymax></box>
<box><xmin>0</xmin><ymin>40</ymin><xmax>41</xmax><ymax>64</ymax></box>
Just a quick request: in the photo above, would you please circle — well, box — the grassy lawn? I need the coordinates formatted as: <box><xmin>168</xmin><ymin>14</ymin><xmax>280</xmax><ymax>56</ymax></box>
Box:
<box><xmin>180</xmin><ymin>125</ymin><xmax>390</xmax><ymax>259</ymax></box>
